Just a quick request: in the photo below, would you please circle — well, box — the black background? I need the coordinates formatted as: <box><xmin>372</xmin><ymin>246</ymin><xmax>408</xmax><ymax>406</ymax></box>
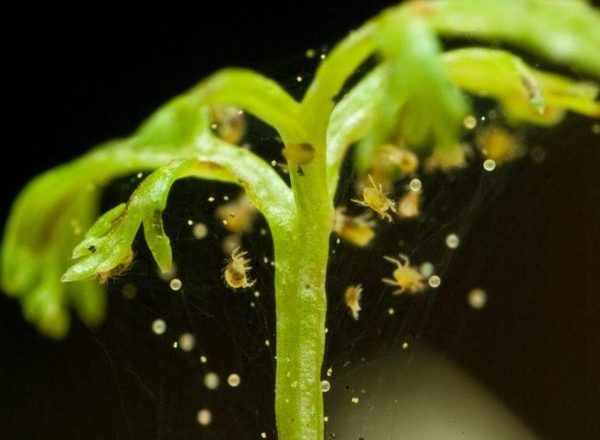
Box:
<box><xmin>2</xmin><ymin>2</ymin><xmax>599</xmax><ymax>439</ymax></box>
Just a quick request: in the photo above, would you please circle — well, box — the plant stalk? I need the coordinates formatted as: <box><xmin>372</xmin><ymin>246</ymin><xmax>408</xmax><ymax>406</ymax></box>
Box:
<box><xmin>273</xmin><ymin>139</ymin><xmax>332</xmax><ymax>440</ymax></box>
<box><xmin>273</xmin><ymin>227</ymin><xmax>328</xmax><ymax>440</ymax></box>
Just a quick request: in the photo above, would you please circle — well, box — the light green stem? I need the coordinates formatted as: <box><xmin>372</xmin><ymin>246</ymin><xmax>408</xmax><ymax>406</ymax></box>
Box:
<box><xmin>273</xmin><ymin>136</ymin><xmax>333</xmax><ymax>439</ymax></box>
<box><xmin>273</xmin><ymin>221</ymin><xmax>329</xmax><ymax>440</ymax></box>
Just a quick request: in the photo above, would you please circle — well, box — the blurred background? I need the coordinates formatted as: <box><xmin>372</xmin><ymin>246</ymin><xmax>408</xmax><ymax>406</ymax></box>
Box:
<box><xmin>1</xmin><ymin>1</ymin><xmax>599</xmax><ymax>439</ymax></box>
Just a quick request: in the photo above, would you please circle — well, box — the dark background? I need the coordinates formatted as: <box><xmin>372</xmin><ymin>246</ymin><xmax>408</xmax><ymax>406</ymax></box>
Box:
<box><xmin>1</xmin><ymin>2</ymin><xmax>599</xmax><ymax>439</ymax></box>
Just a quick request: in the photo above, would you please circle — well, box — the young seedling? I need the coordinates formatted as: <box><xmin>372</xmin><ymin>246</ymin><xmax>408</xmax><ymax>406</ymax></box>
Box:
<box><xmin>2</xmin><ymin>1</ymin><xmax>599</xmax><ymax>439</ymax></box>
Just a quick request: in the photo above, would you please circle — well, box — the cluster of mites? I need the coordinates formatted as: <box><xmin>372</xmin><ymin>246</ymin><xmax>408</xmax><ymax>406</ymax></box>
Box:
<box><xmin>210</xmin><ymin>110</ymin><xmax>520</xmax><ymax>319</ymax></box>
<box><xmin>219</xmin><ymin>216</ymin><xmax>425</xmax><ymax>322</ymax></box>
<box><xmin>217</xmin><ymin>179</ymin><xmax>427</xmax><ymax>323</ymax></box>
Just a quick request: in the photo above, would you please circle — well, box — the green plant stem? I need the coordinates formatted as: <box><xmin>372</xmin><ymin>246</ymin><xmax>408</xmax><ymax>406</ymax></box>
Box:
<box><xmin>273</xmin><ymin>222</ymin><xmax>329</xmax><ymax>440</ymax></box>
<box><xmin>274</xmin><ymin>136</ymin><xmax>333</xmax><ymax>439</ymax></box>
<box><xmin>302</xmin><ymin>23</ymin><xmax>376</xmax><ymax>141</ymax></box>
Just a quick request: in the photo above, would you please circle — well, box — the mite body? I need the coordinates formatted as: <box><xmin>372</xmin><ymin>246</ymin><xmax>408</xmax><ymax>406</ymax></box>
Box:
<box><xmin>224</xmin><ymin>247</ymin><xmax>255</xmax><ymax>290</ymax></box>
<box><xmin>352</xmin><ymin>175</ymin><xmax>396</xmax><ymax>222</ymax></box>
<box><xmin>215</xmin><ymin>194</ymin><xmax>258</xmax><ymax>234</ymax></box>
<box><xmin>363</xmin><ymin>144</ymin><xmax>419</xmax><ymax>192</ymax></box>
<box><xmin>475</xmin><ymin>125</ymin><xmax>522</xmax><ymax>164</ymax></box>
<box><xmin>333</xmin><ymin>207</ymin><xmax>376</xmax><ymax>247</ymax></box>
<box><xmin>98</xmin><ymin>249</ymin><xmax>134</xmax><ymax>284</ymax></box>
<box><xmin>210</xmin><ymin>105</ymin><xmax>246</xmax><ymax>144</ymax></box>
<box><xmin>344</xmin><ymin>284</ymin><xmax>363</xmax><ymax>320</ymax></box>
<box><xmin>373</xmin><ymin>144</ymin><xmax>419</xmax><ymax>179</ymax></box>
<box><xmin>397</xmin><ymin>190</ymin><xmax>421</xmax><ymax>219</ymax></box>
<box><xmin>282</xmin><ymin>142</ymin><xmax>316</xmax><ymax>165</ymax></box>
<box><xmin>382</xmin><ymin>254</ymin><xmax>425</xmax><ymax>295</ymax></box>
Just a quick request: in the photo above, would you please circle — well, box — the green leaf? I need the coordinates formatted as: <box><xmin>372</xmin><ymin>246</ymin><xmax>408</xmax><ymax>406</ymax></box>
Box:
<box><xmin>63</xmin><ymin>146</ymin><xmax>294</xmax><ymax>282</ymax></box>
<box><xmin>416</xmin><ymin>0</ymin><xmax>600</xmax><ymax>79</ymax></box>
<box><xmin>189</xmin><ymin>68</ymin><xmax>305</xmax><ymax>144</ymax></box>
<box><xmin>1</xmin><ymin>169</ymin><xmax>104</xmax><ymax>338</ymax></box>
<box><xmin>62</xmin><ymin>160</ymin><xmax>198</xmax><ymax>282</ymax></box>
<box><xmin>327</xmin><ymin>66</ymin><xmax>387</xmax><ymax>196</ymax></box>
<box><xmin>376</xmin><ymin>13</ymin><xmax>469</xmax><ymax>151</ymax></box>
<box><xmin>443</xmin><ymin>48</ymin><xmax>600</xmax><ymax>125</ymax></box>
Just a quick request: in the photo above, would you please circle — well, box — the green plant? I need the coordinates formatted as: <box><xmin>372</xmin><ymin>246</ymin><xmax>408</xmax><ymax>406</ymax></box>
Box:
<box><xmin>2</xmin><ymin>1</ymin><xmax>599</xmax><ymax>439</ymax></box>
